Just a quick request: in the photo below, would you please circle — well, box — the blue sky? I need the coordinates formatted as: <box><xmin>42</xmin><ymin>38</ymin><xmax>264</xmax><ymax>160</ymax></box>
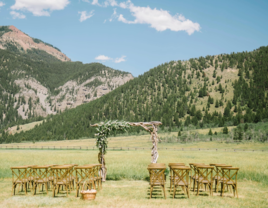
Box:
<box><xmin>0</xmin><ymin>0</ymin><xmax>268</xmax><ymax>77</ymax></box>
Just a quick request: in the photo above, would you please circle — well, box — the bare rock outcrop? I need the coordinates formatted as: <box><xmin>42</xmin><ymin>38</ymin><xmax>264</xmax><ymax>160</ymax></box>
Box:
<box><xmin>0</xmin><ymin>26</ymin><xmax>70</xmax><ymax>62</ymax></box>
<box><xmin>13</xmin><ymin>73</ymin><xmax>133</xmax><ymax>118</ymax></box>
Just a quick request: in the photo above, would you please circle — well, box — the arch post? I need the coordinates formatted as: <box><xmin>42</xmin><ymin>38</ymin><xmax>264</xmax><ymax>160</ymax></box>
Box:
<box><xmin>129</xmin><ymin>121</ymin><xmax>162</xmax><ymax>163</ymax></box>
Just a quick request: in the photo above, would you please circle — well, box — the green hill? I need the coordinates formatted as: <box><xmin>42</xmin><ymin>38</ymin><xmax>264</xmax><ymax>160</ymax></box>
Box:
<box><xmin>2</xmin><ymin>46</ymin><xmax>268</xmax><ymax>143</ymax></box>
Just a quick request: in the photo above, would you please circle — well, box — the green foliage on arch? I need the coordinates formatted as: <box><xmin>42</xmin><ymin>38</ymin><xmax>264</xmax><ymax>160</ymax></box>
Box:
<box><xmin>94</xmin><ymin>120</ymin><xmax>130</xmax><ymax>154</ymax></box>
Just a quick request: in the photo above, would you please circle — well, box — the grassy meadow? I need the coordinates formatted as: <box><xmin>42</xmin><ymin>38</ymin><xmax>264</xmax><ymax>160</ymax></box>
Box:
<box><xmin>0</xmin><ymin>133</ymin><xmax>268</xmax><ymax>207</ymax></box>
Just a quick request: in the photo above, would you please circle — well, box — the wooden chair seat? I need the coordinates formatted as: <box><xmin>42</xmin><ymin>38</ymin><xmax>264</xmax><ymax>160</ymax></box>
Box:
<box><xmin>15</xmin><ymin>179</ymin><xmax>28</xmax><ymax>183</ymax></box>
<box><xmin>176</xmin><ymin>181</ymin><xmax>189</xmax><ymax>186</ymax></box>
<box><xmin>34</xmin><ymin>179</ymin><xmax>49</xmax><ymax>183</ymax></box>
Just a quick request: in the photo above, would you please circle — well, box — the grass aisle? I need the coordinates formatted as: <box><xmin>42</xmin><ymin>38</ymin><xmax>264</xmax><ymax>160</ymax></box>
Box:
<box><xmin>0</xmin><ymin>179</ymin><xmax>267</xmax><ymax>207</ymax></box>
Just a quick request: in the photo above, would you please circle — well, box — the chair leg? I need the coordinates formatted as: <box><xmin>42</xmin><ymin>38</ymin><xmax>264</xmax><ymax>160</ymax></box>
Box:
<box><xmin>65</xmin><ymin>185</ymin><xmax>68</xmax><ymax>197</ymax></box>
<box><xmin>12</xmin><ymin>184</ymin><xmax>15</xmax><ymax>196</ymax></box>
<box><xmin>210</xmin><ymin>183</ymin><xmax>213</xmax><ymax>196</ymax></box>
<box><xmin>76</xmin><ymin>185</ymin><xmax>79</xmax><ymax>197</ymax></box>
<box><xmin>187</xmin><ymin>186</ymin><xmax>190</xmax><ymax>198</ymax></box>
<box><xmin>193</xmin><ymin>179</ymin><xmax>196</xmax><ymax>192</ymax></box>
<box><xmin>33</xmin><ymin>183</ymin><xmax>36</xmax><ymax>195</ymax></box>
<box><xmin>46</xmin><ymin>183</ymin><xmax>48</xmax><ymax>195</ymax></box>
<box><xmin>190</xmin><ymin>176</ymin><xmax>192</xmax><ymax>189</ymax></box>
<box><xmin>52</xmin><ymin>186</ymin><xmax>55</xmax><ymax>197</ymax></box>
<box><xmin>182</xmin><ymin>186</ymin><xmax>187</xmax><ymax>195</ymax></box>
<box><xmin>170</xmin><ymin>177</ymin><xmax>173</xmax><ymax>193</ymax></box>
<box><xmin>162</xmin><ymin>185</ymin><xmax>166</xmax><ymax>199</ymax></box>
<box><xmin>173</xmin><ymin>185</ymin><xmax>176</xmax><ymax>198</ymax></box>
<box><xmin>235</xmin><ymin>185</ymin><xmax>238</xmax><ymax>198</ymax></box>
<box><xmin>221</xmin><ymin>183</ymin><xmax>225</xmax><ymax>197</ymax></box>
<box><xmin>24</xmin><ymin>183</ymin><xmax>27</xmax><ymax>195</ymax></box>
<box><xmin>196</xmin><ymin>182</ymin><xmax>200</xmax><ymax>196</ymax></box>
<box><xmin>150</xmin><ymin>186</ymin><xmax>153</xmax><ymax>199</ymax></box>
<box><xmin>216</xmin><ymin>181</ymin><xmax>219</xmax><ymax>193</ymax></box>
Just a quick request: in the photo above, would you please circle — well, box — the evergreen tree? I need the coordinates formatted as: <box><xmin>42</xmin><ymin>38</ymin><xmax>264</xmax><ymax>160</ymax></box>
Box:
<box><xmin>223</xmin><ymin>126</ymin><xmax>228</xmax><ymax>134</ymax></box>
<box><xmin>208</xmin><ymin>129</ymin><xmax>213</xmax><ymax>135</ymax></box>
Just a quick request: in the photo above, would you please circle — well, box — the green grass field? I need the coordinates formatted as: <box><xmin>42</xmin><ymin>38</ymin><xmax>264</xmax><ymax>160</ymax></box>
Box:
<box><xmin>0</xmin><ymin>134</ymin><xmax>268</xmax><ymax>207</ymax></box>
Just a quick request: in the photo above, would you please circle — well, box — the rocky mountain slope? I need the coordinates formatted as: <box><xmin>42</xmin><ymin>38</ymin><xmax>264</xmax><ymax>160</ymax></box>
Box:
<box><xmin>0</xmin><ymin>26</ymin><xmax>133</xmax><ymax>130</ymax></box>
<box><xmin>0</xmin><ymin>26</ymin><xmax>70</xmax><ymax>62</ymax></box>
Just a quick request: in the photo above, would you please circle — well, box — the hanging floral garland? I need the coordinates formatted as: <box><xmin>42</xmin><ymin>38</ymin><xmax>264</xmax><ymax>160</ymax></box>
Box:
<box><xmin>91</xmin><ymin>120</ymin><xmax>130</xmax><ymax>181</ymax></box>
<box><xmin>94</xmin><ymin>120</ymin><xmax>130</xmax><ymax>154</ymax></box>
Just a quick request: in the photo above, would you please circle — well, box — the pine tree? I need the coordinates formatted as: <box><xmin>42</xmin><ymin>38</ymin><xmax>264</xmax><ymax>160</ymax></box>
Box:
<box><xmin>223</xmin><ymin>126</ymin><xmax>228</xmax><ymax>134</ymax></box>
<box><xmin>208</xmin><ymin>129</ymin><xmax>213</xmax><ymax>135</ymax></box>
<box><xmin>215</xmin><ymin>100</ymin><xmax>219</xmax><ymax>108</ymax></box>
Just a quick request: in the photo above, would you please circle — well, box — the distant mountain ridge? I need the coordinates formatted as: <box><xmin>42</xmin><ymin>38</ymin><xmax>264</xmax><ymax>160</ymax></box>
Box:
<box><xmin>4</xmin><ymin>45</ymin><xmax>268</xmax><ymax>143</ymax></box>
<box><xmin>0</xmin><ymin>26</ymin><xmax>134</xmax><ymax>131</ymax></box>
<box><xmin>0</xmin><ymin>25</ymin><xmax>70</xmax><ymax>62</ymax></box>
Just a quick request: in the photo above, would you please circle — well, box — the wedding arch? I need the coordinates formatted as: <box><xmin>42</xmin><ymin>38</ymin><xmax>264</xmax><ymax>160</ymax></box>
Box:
<box><xmin>91</xmin><ymin>120</ymin><xmax>162</xmax><ymax>181</ymax></box>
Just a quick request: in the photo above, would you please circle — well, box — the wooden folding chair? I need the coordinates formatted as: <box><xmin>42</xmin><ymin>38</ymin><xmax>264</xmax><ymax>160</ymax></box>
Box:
<box><xmin>64</xmin><ymin>164</ymin><xmax>78</xmax><ymax>191</ymax></box>
<box><xmin>168</xmin><ymin>163</ymin><xmax>185</xmax><ymax>192</ymax></box>
<box><xmin>220</xmin><ymin>167</ymin><xmax>239</xmax><ymax>198</ymax></box>
<box><xmin>189</xmin><ymin>163</ymin><xmax>205</xmax><ymax>192</ymax></box>
<box><xmin>196</xmin><ymin>165</ymin><xmax>214</xmax><ymax>196</ymax></box>
<box><xmin>214</xmin><ymin>164</ymin><xmax>232</xmax><ymax>193</ymax></box>
<box><xmin>45</xmin><ymin>164</ymin><xmax>58</xmax><ymax>190</ymax></box>
<box><xmin>92</xmin><ymin>164</ymin><xmax>102</xmax><ymax>190</ymax></box>
<box><xmin>51</xmin><ymin>165</ymin><xmax>72</xmax><ymax>197</ymax></box>
<box><xmin>11</xmin><ymin>166</ymin><xmax>30</xmax><ymax>195</ymax></box>
<box><xmin>75</xmin><ymin>165</ymin><xmax>95</xmax><ymax>197</ymax></box>
<box><xmin>32</xmin><ymin>165</ymin><xmax>51</xmax><ymax>195</ymax></box>
<box><xmin>23</xmin><ymin>165</ymin><xmax>37</xmax><ymax>192</ymax></box>
<box><xmin>147</xmin><ymin>165</ymin><xmax>167</xmax><ymax>199</ymax></box>
<box><xmin>172</xmin><ymin>166</ymin><xmax>191</xmax><ymax>198</ymax></box>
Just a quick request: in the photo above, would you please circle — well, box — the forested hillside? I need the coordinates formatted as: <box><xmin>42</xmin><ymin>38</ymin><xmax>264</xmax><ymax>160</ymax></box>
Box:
<box><xmin>3</xmin><ymin>46</ymin><xmax>268</xmax><ymax>144</ymax></box>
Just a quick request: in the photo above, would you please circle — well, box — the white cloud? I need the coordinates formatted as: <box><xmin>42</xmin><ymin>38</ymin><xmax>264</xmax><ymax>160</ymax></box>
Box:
<box><xmin>10</xmin><ymin>0</ymin><xmax>70</xmax><ymax>16</ymax></box>
<box><xmin>0</xmin><ymin>2</ymin><xmax>5</xmax><ymax>7</ymax></box>
<box><xmin>95</xmin><ymin>55</ymin><xmax>112</xmax><ymax>61</ymax></box>
<box><xmin>119</xmin><ymin>1</ymin><xmax>127</xmax><ymax>9</ymax></box>
<box><xmin>117</xmin><ymin>0</ymin><xmax>200</xmax><ymax>35</ymax></box>
<box><xmin>79</xmin><ymin>10</ymin><xmax>94</xmax><ymax>22</ymax></box>
<box><xmin>104</xmin><ymin>0</ymin><xmax>118</xmax><ymax>7</ymax></box>
<box><xmin>114</xmin><ymin>55</ymin><xmax>126</xmax><ymax>63</ymax></box>
<box><xmin>82</xmin><ymin>0</ymin><xmax>90</xmax><ymax>3</ymax></box>
<box><xmin>10</xmin><ymin>11</ymin><xmax>26</xmax><ymax>19</ymax></box>
<box><xmin>92</xmin><ymin>0</ymin><xmax>101</xmax><ymax>6</ymax></box>
<box><xmin>109</xmin><ymin>8</ymin><xmax>117</xmax><ymax>22</ymax></box>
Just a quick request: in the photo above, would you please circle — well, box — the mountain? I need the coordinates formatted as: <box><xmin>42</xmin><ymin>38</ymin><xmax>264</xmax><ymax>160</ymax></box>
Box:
<box><xmin>0</xmin><ymin>26</ymin><xmax>133</xmax><ymax>131</ymax></box>
<box><xmin>0</xmin><ymin>25</ymin><xmax>70</xmax><ymax>62</ymax></box>
<box><xmin>4</xmin><ymin>45</ymin><xmax>268</xmax><ymax>143</ymax></box>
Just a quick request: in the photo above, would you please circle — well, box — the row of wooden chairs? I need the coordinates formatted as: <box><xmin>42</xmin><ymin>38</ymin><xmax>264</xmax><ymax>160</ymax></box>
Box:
<box><xmin>148</xmin><ymin>163</ymin><xmax>239</xmax><ymax>199</ymax></box>
<box><xmin>10</xmin><ymin>164</ymin><xmax>102</xmax><ymax>197</ymax></box>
